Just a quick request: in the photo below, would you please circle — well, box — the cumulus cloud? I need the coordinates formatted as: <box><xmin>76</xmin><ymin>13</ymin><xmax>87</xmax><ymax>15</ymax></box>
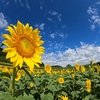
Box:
<box><xmin>42</xmin><ymin>42</ymin><xmax>100</xmax><ymax>67</ymax></box>
<box><xmin>87</xmin><ymin>1</ymin><xmax>100</xmax><ymax>30</ymax></box>
<box><xmin>0</xmin><ymin>13</ymin><xmax>8</xmax><ymax>29</ymax></box>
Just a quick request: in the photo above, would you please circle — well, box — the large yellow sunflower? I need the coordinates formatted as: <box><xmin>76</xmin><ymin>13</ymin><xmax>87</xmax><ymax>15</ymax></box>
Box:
<box><xmin>2</xmin><ymin>21</ymin><xmax>44</xmax><ymax>72</ymax></box>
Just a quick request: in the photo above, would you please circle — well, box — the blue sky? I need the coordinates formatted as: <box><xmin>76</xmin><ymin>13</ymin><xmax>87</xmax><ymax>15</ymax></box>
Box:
<box><xmin>0</xmin><ymin>0</ymin><xmax>100</xmax><ymax>67</ymax></box>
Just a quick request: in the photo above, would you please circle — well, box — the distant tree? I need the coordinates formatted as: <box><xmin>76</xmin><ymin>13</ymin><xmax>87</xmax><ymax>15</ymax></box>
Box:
<box><xmin>66</xmin><ymin>64</ymin><xmax>71</xmax><ymax>67</ymax></box>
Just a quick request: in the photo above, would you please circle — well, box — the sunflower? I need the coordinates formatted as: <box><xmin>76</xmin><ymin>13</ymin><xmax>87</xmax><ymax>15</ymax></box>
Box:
<box><xmin>71</xmin><ymin>73</ymin><xmax>75</xmax><ymax>78</ymax></box>
<box><xmin>81</xmin><ymin>65</ymin><xmax>86</xmax><ymax>72</ymax></box>
<box><xmin>86</xmin><ymin>79</ymin><xmax>91</xmax><ymax>93</ymax></box>
<box><xmin>58</xmin><ymin>77</ymin><xmax>64</xmax><ymax>84</ymax></box>
<box><xmin>58</xmin><ymin>95</ymin><xmax>68</xmax><ymax>100</ymax></box>
<box><xmin>93</xmin><ymin>65</ymin><xmax>99</xmax><ymax>74</ymax></box>
<box><xmin>2</xmin><ymin>21</ymin><xmax>44</xmax><ymax>72</ymax></box>
<box><xmin>15</xmin><ymin>72</ymin><xmax>21</xmax><ymax>81</ymax></box>
<box><xmin>30</xmin><ymin>82</ymin><xmax>34</xmax><ymax>87</ymax></box>
<box><xmin>75</xmin><ymin>62</ymin><xmax>80</xmax><ymax>71</ymax></box>
<box><xmin>44</xmin><ymin>64</ymin><xmax>52</xmax><ymax>73</ymax></box>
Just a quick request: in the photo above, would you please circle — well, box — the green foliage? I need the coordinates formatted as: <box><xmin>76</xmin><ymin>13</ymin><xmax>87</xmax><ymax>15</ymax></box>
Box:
<box><xmin>0</xmin><ymin>62</ymin><xmax>100</xmax><ymax>99</ymax></box>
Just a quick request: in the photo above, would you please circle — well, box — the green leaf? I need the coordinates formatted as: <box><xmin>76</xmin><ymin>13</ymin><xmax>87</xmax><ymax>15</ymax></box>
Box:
<box><xmin>71</xmin><ymin>91</ymin><xmax>79</xmax><ymax>98</ymax></box>
<box><xmin>0</xmin><ymin>92</ymin><xmax>15</xmax><ymax>100</ymax></box>
<box><xmin>14</xmin><ymin>89</ymin><xmax>23</xmax><ymax>97</ymax></box>
<box><xmin>41</xmin><ymin>93</ymin><xmax>53</xmax><ymax>100</ymax></box>
<box><xmin>82</xmin><ymin>94</ymin><xmax>92</xmax><ymax>100</ymax></box>
<box><xmin>61</xmin><ymin>91</ymin><xmax>67</xmax><ymax>95</ymax></box>
<box><xmin>16</xmin><ymin>93</ymin><xmax>34</xmax><ymax>100</ymax></box>
<box><xmin>47</xmin><ymin>84</ymin><xmax>57</xmax><ymax>92</ymax></box>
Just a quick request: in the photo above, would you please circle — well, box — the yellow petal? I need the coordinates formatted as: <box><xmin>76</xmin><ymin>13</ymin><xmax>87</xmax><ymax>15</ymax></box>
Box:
<box><xmin>31</xmin><ymin>57</ymin><xmax>41</xmax><ymax>63</ymax></box>
<box><xmin>2</xmin><ymin>48</ymin><xmax>13</xmax><ymax>52</ymax></box>
<box><xmin>31</xmin><ymin>28</ymin><xmax>39</xmax><ymax>37</ymax></box>
<box><xmin>10</xmin><ymin>24</ymin><xmax>17</xmax><ymax>33</ymax></box>
<box><xmin>2</xmin><ymin>40</ymin><xmax>14</xmax><ymax>47</ymax></box>
<box><xmin>16</xmin><ymin>21</ymin><xmax>23</xmax><ymax>34</ymax></box>
<box><xmin>24</xmin><ymin>58</ymin><xmax>34</xmax><ymax>72</ymax></box>
<box><xmin>33</xmin><ymin>54</ymin><xmax>42</xmax><ymax>59</ymax></box>
<box><xmin>6</xmin><ymin>50</ymin><xmax>16</xmax><ymax>59</ymax></box>
<box><xmin>18</xmin><ymin>55</ymin><xmax>23</xmax><ymax>68</ymax></box>
<box><xmin>6</xmin><ymin>26</ymin><xmax>17</xmax><ymax>37</ymax></box>
<box><xmin>10</xmin><ymin>52</ymin><xmax>19</xmax><ymax>62</ymax></box>
<box><xmin>2</xmin><ymin>34</ymin><xmax>12</xmax><ymax>40</ymax></box>
<box><xmin>12</xmin><ymin>54</ymin><xmax>21</xmax><ymax>67</ymax></box>
<box><xmin>26</xmin><ymin>26</ymin><xmax>33</xmax><ymax>35</ymax></box>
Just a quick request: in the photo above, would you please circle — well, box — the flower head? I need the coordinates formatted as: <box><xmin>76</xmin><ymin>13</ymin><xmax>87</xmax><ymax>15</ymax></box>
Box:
<box><xmin>15</xmin><ymin>72</ymin><xmax>21</xmax><ymax>81</ymax></box>
<box><xmin>2</xmin><ymin>21</ymin><xmax>44</xmax><ymax>72</ymax></box>
<box><xmin>58</xmin><ymin>95</ymin><xmax>68</xmax><ymax>100</ymax></box>
<box><xmin>75</xmin><ymin>62</ymin><xmax>80</xmax><ymax>71</ymax></box>
<box><xmin>81</xmin><ymin>65</ymin><xmax>86</xmax><ymax>72</ymax></box>
<box><xmin>30</xmin><ymin>82</ymin><xmax>34</xmax><ymax>87</ymax></box>
<box><xmin>58</xmin><ymin>78</ymin><xmax>64</xmax><ymax>84</ymax></box>
<box><xmin>86</xmin><ymin>79</ymin><xmax>91</xmax><ymax>93</ymax></box>
<box><xmin>44</xmin><ymin>64</ymin><xmax>52</xmax><ymax>73</ymax></box>
<box><xmin>93</xmin><ymin>65</ymin><xmax>99</xmax><ymax>74</ymax></box>
<box><xmin>71</xmin><ymin>73</ymin><xmax>75</xmax><ymax>78</ymax></box>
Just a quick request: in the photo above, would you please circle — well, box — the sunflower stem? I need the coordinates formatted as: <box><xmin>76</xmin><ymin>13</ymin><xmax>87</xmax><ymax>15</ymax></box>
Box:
<box><xmin>22</xmin><ymin>67</ymin><xmax>37</xmax><ymax>90</ymax></box>
<box><xmin>12</xmin><ymin>67</ymin><xmax>16</xmax><ymax>95</ymax></box>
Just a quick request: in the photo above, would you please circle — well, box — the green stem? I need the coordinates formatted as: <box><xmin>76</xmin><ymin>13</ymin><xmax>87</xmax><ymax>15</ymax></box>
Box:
<box><xmin>22</xmin><ymin>67</ymin><xmax>37</xmax><ymax>90</ymax></box>
<box><xmin>12</xmin><ymin>67</ymin><xmax>16</xmax><ymax>95</ymax></box>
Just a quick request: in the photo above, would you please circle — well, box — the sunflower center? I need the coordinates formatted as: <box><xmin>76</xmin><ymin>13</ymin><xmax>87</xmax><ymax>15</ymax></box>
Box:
<box><xmin>15</xmin><ymin>35</ymin><xmax>35</xmax><ymax>57</ymax></box>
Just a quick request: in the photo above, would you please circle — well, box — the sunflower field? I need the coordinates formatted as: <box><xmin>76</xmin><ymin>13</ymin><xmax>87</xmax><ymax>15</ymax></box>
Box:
<box><xmin>0</xmin><ymin>21</ymin><xmax>100</xmax><ymax>100</ymax></box>
<box><xmin>0</xmin><ymin>61</ymin><xmax>100</xmax><ymax>100</ymax></box>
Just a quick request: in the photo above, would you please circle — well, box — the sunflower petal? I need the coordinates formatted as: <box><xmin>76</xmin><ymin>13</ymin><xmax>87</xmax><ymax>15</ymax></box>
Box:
<box><xmin>12</xmin><ymin>54</ymin><xmax>21</xmax><ymax>67</ymax></box>
<box><xmin>18</xmin><ymin>55</ymin><xmax>23</xmax><ymax>68</ymax></box>
<box><xmin>16</xmin><ymin>21</ymin><xmax>23</xmax><ymax>35</ymax></box>
<box><xmin>2</xmin><ymin>48</ymin><xmax>13</xmax><ymax>52</ymax></box>
<box><xmin>24</xmin><ymin>58</ymin><xmax>34</xmax><ymax>72</ymax></box>
<box><xmin>6</xmin><ymin>49</ymin><xmax>17</xmax><ymax>59</ymax></box>
<box><xmin>10</xmin><ymin>52</ymin><xmax>19</xmax><ymax>62</ymax></box>
<box><xmin>6</xmin><ymin>26</ymin><xmax>17</xmax><ymax>37</ymax></box>
<box><xmin>2</xmin><ymin>40</ymin><xmax>14</xmax><ymax>47</ymax></box>
<box><xmin>2</xmin><ymin>34</ymin><xmax>12</xmax><ymax>40</ymax></box>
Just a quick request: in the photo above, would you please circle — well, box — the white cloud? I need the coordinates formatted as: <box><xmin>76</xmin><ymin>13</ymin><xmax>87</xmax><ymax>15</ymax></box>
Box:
<box><xmin>2</xmin><ymin>0</ymin><xmax>31</xmax><ymax>9</ymax></box>
<box><xmin>57</xmin><ymin>14</ymin><xmax>62</xmax><ymax>22</ymax></box>
<box><xmin>50</xmin><ymin>33</ymin><xmax>56</xmax><ymax>39</ymax></box>
<box><xmin>87</xmin><ymin>2</ymin><xmax>100</xmax><ymax>30</ymax></box>
<box><xmin>49</xmin><ymin>11</ymin><xmax>58</xmax><ymax>16</ymax></box>
<box><xmin>50</xmin><ymin>32</ymin><xmax>68</xmax><ymax>39</ymax></box>
<box><xmin>46</xmin><ymin>41</ymin><xmax>65</xmax><ymax>51</ymax></box>
<box><xmin>35</xmin><ymin>23</ymin><xmax>45</xmax><ymax>30</ymax></box>
<box><xmin>48</xmin><ymin>11</ymin><xmax>62</xmax><ymax>22</ymax></box>
<box><xmin>0</xmin><ymin>12</ymin><xmax>8</xmax><ymax>29</ymax></box>
<box><xmin>42</xmin><ymin>42</ymin><xmax>100</xmax><ymax>67</ymax></box>
<box><xmin>47</xmin><ymin>18</ymin><xmax>52</xmax><ymax>21</ymax></box>
<box><xmin>58</xmin><ymin>33</ymin><xmax>68</xmax><ymax>39</ymax></box>
<box><xmin>25</xmin><ymin>0</ymin><xmax>31</xmax><ymax>9</ymax></box>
